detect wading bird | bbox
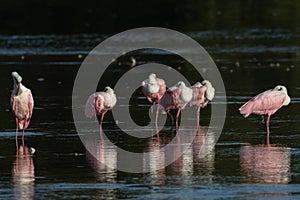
[159,81,193,129]
[85,87,117,133]
[142,73,166,129]
[142,73,166,104]
[239,85,290,139]
[11,72,34,148]
[189,80,215,127]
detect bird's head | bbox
[148,73,157,84]
[202,80,215,101]
[274,85,288,93]
[11,71,23,95]
[177,81,186,88]
[105,86,114,94]
[202,80,211,86]
[11,72,22,83]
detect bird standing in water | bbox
[85,87,117,134]
[239,85,290,140]
[142,73,166,129]
[159,81,193,129]
[142,73,166,105]
[189,80,215,127]
[11,72,34,148]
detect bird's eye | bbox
[279,87,282,91]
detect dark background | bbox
[1,0,300,35]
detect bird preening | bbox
[85,86,117,135]
[141,73,215,130]
[239,85,291,143]
[11,72,34,149]
[159,81,193,129]
[141,73,166,130]
[7,70,293,149]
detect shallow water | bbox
[0,28,300,199]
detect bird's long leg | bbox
[266,114,271,143]
[22,129,25,147]
[100,112,105,127]
[99,124,104,142]
[176,108,181,131]
[197,106,201,128]
[155,102,159,133]
[150,102,155,113]
[21,120,26,147]
[99,112,106,140]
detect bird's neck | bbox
[14,83,22,96]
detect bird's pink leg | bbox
[22,129,25,147]
[99,124,104,141]
[197,106,201,128]
[100,112,106,127]
[21,121,26,147]
[266,114,271,142]
[155,101,160,133]
[99,112,107,141]
[176,109,181,131]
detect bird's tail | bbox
[159,91,176,112]
[85,94,97,118]
[18,119,30,130]
[238,102,251,118]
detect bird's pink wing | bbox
[95,96,104,113]
[157,78,166,98]
[190,85,207,105]
[85,94,97,118]
[192,82,202,88]
[159,89,178,111]
[11,94,16,115]
[239,90,286,117]
[28,91,34,118]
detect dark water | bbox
[0,27,300,199]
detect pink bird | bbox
[142,73,166,129]
[239,85,290,138]
[85,87,117,133]
[189,80,215,126]
[159,81,193,129]
[142,73,166,104]
[11,72,34,148]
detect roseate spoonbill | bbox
[142,73,166,104]
[11,72,34,148]
[159,81,193,129]
[239,85,290,137]
[189,80,215,126]
[142,73,166,129]
[85,87,117,133]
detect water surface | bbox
[0,28,300,199]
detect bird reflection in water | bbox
[240,144,291,184]
[144,126,216,185]
[144,136,166,186]
[86,138,117,182]
[86,138,117,199]
[12,146,35,200]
